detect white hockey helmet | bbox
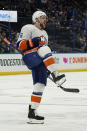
[32,10,47,23]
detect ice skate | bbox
[51,71,66,86]
[28,105,44,124]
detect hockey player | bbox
[17,10,66,124]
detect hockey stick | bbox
[49,76,80,93]
[4,38,80,93]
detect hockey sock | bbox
[37,45,58,73]
[30,83,45,109]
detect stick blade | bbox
[60,86,80,93]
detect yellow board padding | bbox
[0,71,32,75]
[0,68,87,75]
[58,69,87,72]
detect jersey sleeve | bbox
[17,25,32,42]
[17,25,33,51]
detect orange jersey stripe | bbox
[19,40,27,50]
[24,47,38,55]
[44,57,55,67]
[31,95,41,103]
[39,41,46,46]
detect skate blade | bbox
[27,119,44,124]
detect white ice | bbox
[0,72,87,131]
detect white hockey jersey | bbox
[17,24,48,44]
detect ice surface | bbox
[0,72,87,131]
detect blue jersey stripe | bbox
[32,92,43,96]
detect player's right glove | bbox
[17,36,47,51]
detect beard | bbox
[39,23,46,29]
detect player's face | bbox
[39,16,47,29]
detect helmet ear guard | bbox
[32,10,47,23]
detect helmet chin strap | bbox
[39,23,43,30]
[36,21,43,29]
[36,19,43,30]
